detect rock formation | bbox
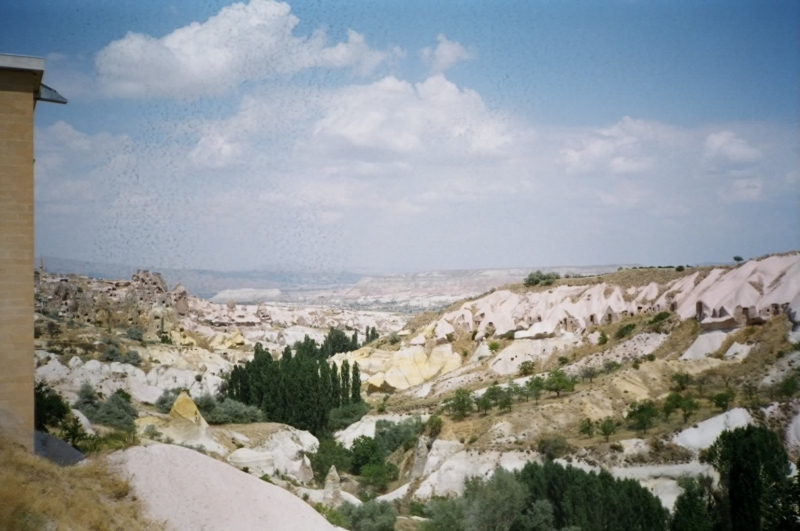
[322,465,342,507]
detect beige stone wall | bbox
[0,69,36,448]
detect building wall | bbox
[0,69,36,449]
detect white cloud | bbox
[309,75,515,158]
[704,130,762,164]
[420,34,474,73]
[95,0,391,99]
[557,117,682,175]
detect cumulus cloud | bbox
[309,75,514,158]
[95,0,391,99]
[420,34,474,73]
[704,130,762,164]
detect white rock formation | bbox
[323,466,342,507]
[672,408,753,453]
[680,331,731,360]
[109,444,338,531]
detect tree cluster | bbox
[421,461,669,531]
[524,270,561,287]
[672,425,799,531]
[227,336,362,436]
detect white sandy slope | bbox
[680,331,731,360]
[110,444,337,531]
[672,408,752,453]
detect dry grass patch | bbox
[0,438,163,531]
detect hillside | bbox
[30,253,800,530]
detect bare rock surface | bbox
[109,444,337,531]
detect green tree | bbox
[733,256,743,263]
[449,389,474,420]
[627,400,659,433]
[672,372,693,391]
[351,362,362,403]
[701,425,792,531]
[598,330,608,345]
[599,417,617,441]
[603,360,620,373]
[671,478,713,531]
[33,380,69,433]
[350,435,382,475]
[484,384,504,405]
[463,468,528,531]
[579,418,595,438]
[712,388,735,411]
[518,361,536,376]
[341,360,351,407]
[331,362,341,409]
[663,392,684,420]
[498,390,513,412]
[680,396,699,424]
[580,366,598,383]
[476,393,493,415]
[526,376,545,402]
[544,369,573,397]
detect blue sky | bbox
[1,0,798,272]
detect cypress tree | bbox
[341,360,351,407]
[317,359,332,433]
[351,362,362,403]
[331,363,341,409]
[351,331,358,351]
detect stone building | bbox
[0,54,65,448]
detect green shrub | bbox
[603,360,621,373]
[388,332,400,344]
[77,429,139,454]
[517,360,535,376]
[598,330,608,345]
[113,389,132,403]
[614,323,636,340]
[91,392,138,431]
[426,415,444,439]
[329,401,371,431]
[123,350,142,366]
[649,312,671,325]
[359,461,399,493]
[599,417,617,441]
[538,436,571,460]
[675,265,685,272]
[488,341,501,353]
[351,436,382,475]
[310,439,353,484]
[374,417,423,457]
[100,345,122,362]
[155,388,182,413]
[205,398,264,424]
[34,380,70,433]
[314,503,349,528]
[340,500,397,531]
[126,326,144,341]
[143,424,162,440]
[524,270,560,287]
[73,382,100,417]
